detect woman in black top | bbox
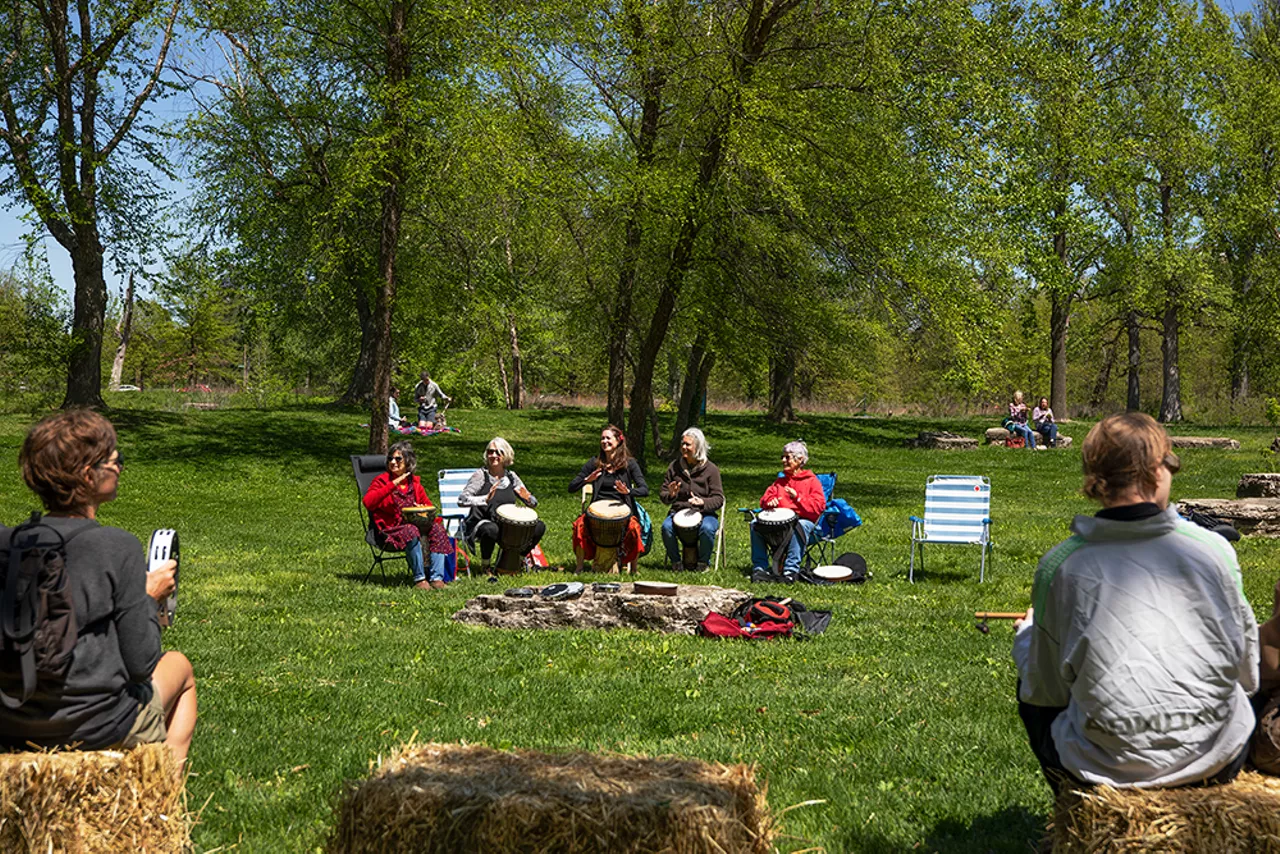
[568,425,648,571]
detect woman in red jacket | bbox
[750,440,826,582]
[362,441,451,589]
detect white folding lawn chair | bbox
[908,475,993,582]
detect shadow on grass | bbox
[837,805,1045,854]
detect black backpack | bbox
[0,513,85,709]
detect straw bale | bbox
[329,742,774,854]
[1052,772,1280,853]
[0,742,188,853]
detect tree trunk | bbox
[498,350,511,408]
[367,1,408,455]
[1126,310,1141,412]
[337,282,377,406]
[109,271,136,391]
[767,350,796,424]
[63,236,109,409]
[672,334,708,448]
[508,314,523,410]
[1157,180,1181,423]
[1049,226,1070,415]
[648,400,665,460]
[1089,336,1115,412]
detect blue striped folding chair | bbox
[438,468,478,577]
[908,475,993,582]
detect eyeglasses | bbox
[1163,452,1181,475]
[389,455,406,463]
[95,453,123,471]
[485,449,501,456]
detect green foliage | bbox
[0,263,71,409]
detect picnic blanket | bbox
[361,423,462,436]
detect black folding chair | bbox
[351,454,409,581]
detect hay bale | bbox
[329,743,774,854]
[1052,772,1280,853]
[0,743,189,853]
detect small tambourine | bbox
[147,529,179,627]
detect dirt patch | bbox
[452,583,750,634]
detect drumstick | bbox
[974,611,1025,620]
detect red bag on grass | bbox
[696,612,793,640]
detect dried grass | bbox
[1052,771,1280,853]
[328,742,774,854]
[0,743,189,853]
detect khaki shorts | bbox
[111,682,167,749]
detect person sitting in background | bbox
[362,441,451,589]
[1005,390,1040,450]
[0,410,197,771]
[1032,396,1058,448]
[459,437,545,576]
[749,440,826,583]
[659,428,724,571]
[568,425,649,572]
[1014,412,1257,793]
[388,386,406,429]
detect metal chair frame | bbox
[908,474,994,582]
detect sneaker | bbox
[671,561,684,573]
[750,568,776,584]
[414,580,432,590]
[694,562,709,573]
[781,572,798,584]
[429,579,447,590]
[1034,445,1047,451]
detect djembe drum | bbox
[672,508,703,570]
[495,504,540,575]
[586,499,631,574]
[401,505,438,536]
[754,507,798,573]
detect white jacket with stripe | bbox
[1014,506,1259,788]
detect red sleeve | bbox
[760,478,784,509]
[362,472,394,510]
[798,478,827,520]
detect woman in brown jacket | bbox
[659,428,724,571]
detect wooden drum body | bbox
[495,504,539,575]
[402,505,438,536]
[586,500,631,574]
[672,508,703,568]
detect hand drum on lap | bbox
[755,508,797,552]
[402,505,437,535]
[495,505,539,575]
[586,500,630,548]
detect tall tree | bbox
[0,0,180,408]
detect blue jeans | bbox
[1038,423,1058,447]
[750,518,816,577]
[1009,423,1037,449]
[405,539,447,583]
[661,513,719,567]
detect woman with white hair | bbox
[749,440,826,582]
[659,428,725,571]
[458,437,544,575]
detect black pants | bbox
[1017,680,1247,795]
[473,519,546,561]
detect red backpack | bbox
[697,611,793,640]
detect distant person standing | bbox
[414,370,452,430]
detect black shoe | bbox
[781,573,798,585]
[694,562,709,573]
[671,561,684,573]
[751,568,776,584]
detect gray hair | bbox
[388,440,417,475]
[783,440,808,464]
[682,427,709,465]
[485,437,515,467]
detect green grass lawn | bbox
[2,403,1277,853]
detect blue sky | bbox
[0,0,1258,303]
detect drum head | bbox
[496,504,538,523]
[588,500,630,520]
[403,505,435,518]
[813,565,854,581]
[673,509,703,529]
[541,582,585,601]
[757,508,797,525]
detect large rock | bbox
[1169,436,1240,450]
[1239,473,1280,498]
[983,427,1072,448]
[1177,498,1280,537]
[452,582,750,634]
[905,431,978,450]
